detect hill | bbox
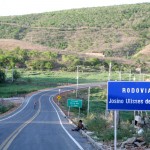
[0,3,149,62]
[0,39,51,51]
[134,44,150,61]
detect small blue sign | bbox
[107,81,150,111]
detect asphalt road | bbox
[0,84,102,150]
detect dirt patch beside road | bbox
[0,97,24,117]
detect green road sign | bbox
[67,99,82,108]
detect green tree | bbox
[0,69,6,83]
[13,70,21,80]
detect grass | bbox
[1,69,147,98]
[58,87,141,142]
[0,83,50,98]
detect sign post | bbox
[107,81,150,150]
[68,106,70,117]
[57,95,61,105]
[114,110,117,150]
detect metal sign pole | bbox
[114,110,117,150]
[68,107,70,117]
[78,107,80,118]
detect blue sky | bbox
[0,0,149,16]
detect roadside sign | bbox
[67,99,82,108]
[107,81,150,111]
[57,95,61,100]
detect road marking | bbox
[49,97,84,150]
[0,89,60,122]
[0,94,36,122]
[0,94,43,150]
[54,101,66,117]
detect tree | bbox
[13,70,21,81]
[0,69,6,83]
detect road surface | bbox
[0,84,102,150]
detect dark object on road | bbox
[34,101,37,109]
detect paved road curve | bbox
[0,84,102,150]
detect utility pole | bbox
[108,62,111,81]
[87,87,90,116]
[119,71,121,81]
[129,70,131,81]
[106,62,111,118]
[76,66,79,98]
[139,68,142,81]
[12,68,14,82]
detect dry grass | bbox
[137,44,150,55]
[133,44,150,60]
[0,39,51,51]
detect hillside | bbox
[134,44,150,61]
[0,39,51,51]
[0,3,150,61]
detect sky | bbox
[0,0,150,16]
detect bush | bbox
[13,70,21,80]
[0,105,7,113]
[144,128,150,146]
[86,114,108,132]
[0,102,15,114]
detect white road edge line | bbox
[0,89,53,122]
[0,93,37,122]
[53,101,66,117]
[52,90,72,117]
[49,97,84,150]
[0,93,44,150]
[0,88,64,122]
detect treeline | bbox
[0,3,149,29]
[0,47,129,71]
[0,47,149,83]
[0,47,147,71]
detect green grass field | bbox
[1,70,147,98]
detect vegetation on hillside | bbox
[0,3,149,29]
[0,47,149,74]
[0,3,149,58]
